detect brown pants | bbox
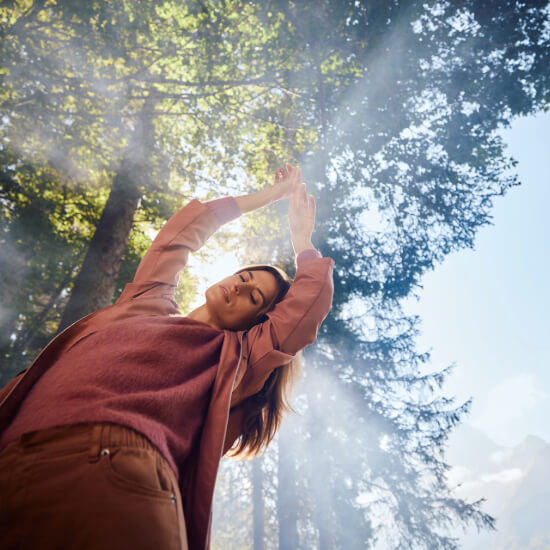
[0,423,188,550]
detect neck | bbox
[186,303,220,329]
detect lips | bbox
[220,285,230,303]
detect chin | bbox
[205,286,228,317]
[204,286,217,307]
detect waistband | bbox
[1,422,163,464]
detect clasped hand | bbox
[273,165,316,255]
[236,163,316,255]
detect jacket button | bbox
[101,448,110,456]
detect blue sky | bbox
[403,111,550,447]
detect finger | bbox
[292,165,300,184]
[296,184,305,208]
[292,173,302,192]
[295,166,302,188]
[300,183,307,206]
[308,195,317,221]
[290,182,300,209]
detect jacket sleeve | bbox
[115,197,241,311]
[231,251,334,402]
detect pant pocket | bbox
[100,446,175,500]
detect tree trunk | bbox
[252,457,265,550]
[277,425,299,550]
[0,237,30,363]
[310,62,335,548]
[57,102,155,332]
[309,391,335,550]
[56,172,140,331]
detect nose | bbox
[233,280,254,295]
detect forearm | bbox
[130,198,238,288]
[234,255,334,400]
[288,181,317,255]
[235,185,282,213]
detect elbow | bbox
[281,317,321,355]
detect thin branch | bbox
[12,259,82,355]
[129,74,275,88]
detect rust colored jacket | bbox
[0,198,334,549]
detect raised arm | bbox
[232,181,334,401]
[235,165,300,213]
[116,166,301,307]
[232,254,334,402]
[116,198,238,306]
[288,177,316,255]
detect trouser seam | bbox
[88,424,102,463]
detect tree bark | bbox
[57,102,155,332]
[277,425,299,550]
[56,171,141,331]
[252,457,265,550]
[309,391,335,550]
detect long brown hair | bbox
[227,264,302,459]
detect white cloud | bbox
[480,468,524,484]
[490,448,514,464]
[471,373,547,438]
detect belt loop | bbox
[88,424,103,463]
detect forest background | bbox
[1,1,549,549]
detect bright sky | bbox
[403,111,550,447]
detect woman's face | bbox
[205,269,280,331]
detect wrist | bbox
[292,236,314,255]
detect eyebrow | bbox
[248,270,266,306]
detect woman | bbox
[0,165,334,550]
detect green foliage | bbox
[0,148,99,376]
[0,0,305,369]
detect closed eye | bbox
[238,272,258,305]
